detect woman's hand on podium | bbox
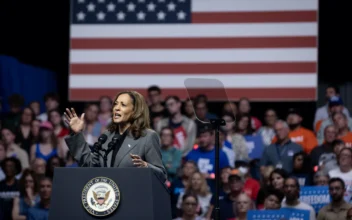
[130,154,148,168]
[64,108,85,134]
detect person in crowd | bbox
[235,161,260,201]
[0,157,21,220]
[314,85,350,127]
[15,107,36,154]
[29,101,41,118]
[159,127,182,181]
[230,192,254,220]
[185,126,230,179]
[317,177,352,220]
[1,94,24,132]
[221,113,248,162]
[30,121,59,164]
[12,169,40,220]
[256,166,275,209]
[269,168,288,193]
[257,109,277,147]
[271,108,317,154]
[48,109,69,139]
[2,127,30,170]
[237,98,262,131]
[45,156,64,179]
[81,103,104,146]
[328,147,352,203]
[317,96,352,144]
[27,177,52,220]
[313,170,329,186]
[193,99,217,137]
[37,93,59,122]
[310,125,337,168]
[281,177,316,220]
[290,151,313,186]
[222,102,237,116]
[65,152,78,168]
[183,98,196,120]
[173,193,205,220]
[260,120,303,174]
[262,188,284,210]
[147,86,167,129]
[332,112,352,147]
[219,130,235,168]
[30,159,46,178]
[97,96,112,129]
[170,161,198,218]
[218,166,232,199]
[234,113,255,136]
[30,120,41,145]
[156,96,196,156]
[176,172,212,218]
[209,174,244,220]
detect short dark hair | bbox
[165,95,180,103]
[228,174,242,183]
[285,177,300,189]
[160,126,174,139]
[265,188,284,203]
[332,139,345,150]
[44,92,59,102]
[327,84,340,94]
[328,177,345,189]
[147,85,161,94]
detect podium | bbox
[49,167,172,220]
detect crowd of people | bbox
[0,85,352,220]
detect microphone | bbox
[102,134,120,167]
[92,134,108,153]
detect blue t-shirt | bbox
[185,147,230,175]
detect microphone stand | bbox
[101,137,119,167]
[209,118,225,220]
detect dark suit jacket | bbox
[65,129,167,183]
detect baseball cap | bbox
[40,121,54,130]
[328,96,343,107]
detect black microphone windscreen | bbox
[98,134,108,144]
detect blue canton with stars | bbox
[71,0,191,24]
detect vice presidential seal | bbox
[82,177,120,217]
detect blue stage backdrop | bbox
[0,55,57,113]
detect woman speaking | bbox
[63,91,167,183]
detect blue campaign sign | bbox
[247,210,286,220]
[244,135,264,159]
[247,209,309,220]
[299,186,330,213]
[281,208,310,220]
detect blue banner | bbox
[247,208,309,220]
[244,135,264,159]
[299,186,330,213]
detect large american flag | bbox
[69,0,318,101]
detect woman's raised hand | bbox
[64,108,85,133]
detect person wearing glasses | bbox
[317,177,352,220]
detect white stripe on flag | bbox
[70,48,317,63]
[193,0,318,12]
[69,74,317,88]
[70,23,318,38]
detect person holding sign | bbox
[281,177,316,220]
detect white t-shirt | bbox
[281,201,316,220]
[328,168,352,202]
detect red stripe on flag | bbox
[192,11,317,23]
[70,37,317,49]
[69,88,316,101]
[70,62,316,74]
